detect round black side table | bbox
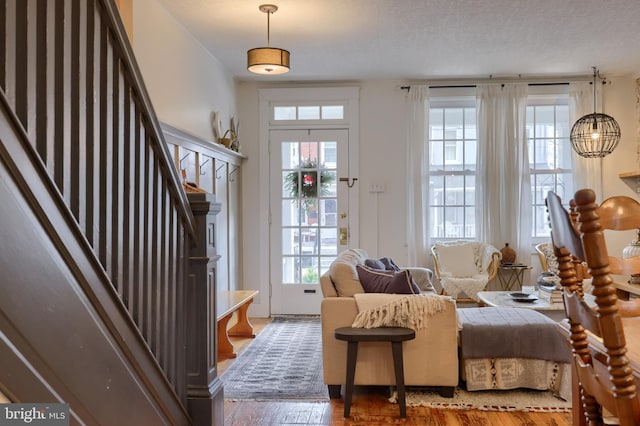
[334,326,416,418]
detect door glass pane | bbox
[301,142,318,163]
[321,170,337,197]
[281,142,298,168]
[320,228,337,255]
[301,258,319,283]
[282,256,297,284]
[322,106,344,120]
[320,199,337,226]
[321,141,337,166]
[282,171,295,199]
[279,138,339,285]
[274,106,297,121]
[282,228,296,255]
[299,106,320,120]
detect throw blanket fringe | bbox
[351,294,447,330]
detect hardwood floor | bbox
[220,318,572,426]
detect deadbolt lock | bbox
[339,227,348,245]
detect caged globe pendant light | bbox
[570,67,621,158]
[247,4,290,75]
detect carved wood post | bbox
[186,193,223,426]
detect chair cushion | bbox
[356,264,421,294]
[436,243,479,277]
[540,243,560,275]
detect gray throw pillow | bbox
[379,257,400,271]
[356,264,421,294]
[364,257,400,271]
[364,258,386,270]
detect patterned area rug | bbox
[221,316,329,401]
[222,316,571,412]
[393,387,571,412]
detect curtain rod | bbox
[400,74,593,91]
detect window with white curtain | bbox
[428,90,572,242]
[428,97,477,240]
[527,93,573,240]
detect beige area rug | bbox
[390,387,571,413]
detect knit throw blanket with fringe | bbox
[351,294,449,330]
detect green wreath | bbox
[283,159,335,209]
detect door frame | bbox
[269,128,350,315]
[255,87,360,317]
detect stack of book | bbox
[538,285,563,304]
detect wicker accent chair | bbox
[547,189,640,426]
[431,241,500,302]
[535,241,557,273]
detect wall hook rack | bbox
[215,164,225,180]
[339,177,358,188]
[229,166,239,182]
[179,152,191,169]
[199,158,210,175]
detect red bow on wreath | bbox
[303,173,315,186]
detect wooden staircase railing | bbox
[0,0,220,424]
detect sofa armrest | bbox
[321,297,358,340]
[320,297,359,386]
[320,272,338,297]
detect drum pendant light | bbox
[247,4,290,75]
[570,67,621,158]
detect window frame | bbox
[270,102,347,125]
[527,91,573,244]
[426,87,573,245]
[428,95,477,242]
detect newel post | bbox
[185,193,223,426]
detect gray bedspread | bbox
[458,307,570,363]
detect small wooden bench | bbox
[216,290,259,359]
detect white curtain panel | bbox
[405,85,431,266]
[568,81,603,201]
[476,84,531,264]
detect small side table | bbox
[497,264,531,291]
[334,326,416,418]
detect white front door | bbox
[270,129,351,314]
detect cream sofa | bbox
[320,249,459,398]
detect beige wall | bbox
[131,0,237,142]
[115,0,133,42]
[600,76,639,254]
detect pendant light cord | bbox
[593,67,596,114]
[266,10,271,47]
[592,67,597,115]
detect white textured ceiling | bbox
[155,0,640,82]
